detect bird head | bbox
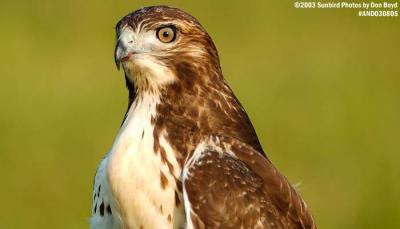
[114,6,221,94]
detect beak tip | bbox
[114,53,121,70]
[116,61,121,70]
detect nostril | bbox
[128,40,133,44]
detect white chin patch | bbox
[123,55,176,88]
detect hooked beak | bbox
[114,27,139,70]
[115,40,138,70]
[114,40,129,70]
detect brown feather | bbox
[115,5,316,229]
[184,136,317,229]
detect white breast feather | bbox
[91,93,183,229]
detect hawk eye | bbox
[156,26,176,43]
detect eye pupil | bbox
[163,31,169,37]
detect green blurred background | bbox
[0,0,399,228]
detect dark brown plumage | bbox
[92,5,316,229]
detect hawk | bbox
[91,5,316,229]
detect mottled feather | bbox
[92,5,316,229]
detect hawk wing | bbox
[182,136,316,229]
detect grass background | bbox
[0,0,399,228]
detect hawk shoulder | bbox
[182,136,316,229]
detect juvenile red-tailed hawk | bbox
[91,5,316,229]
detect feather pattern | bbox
[91,5,316,229]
